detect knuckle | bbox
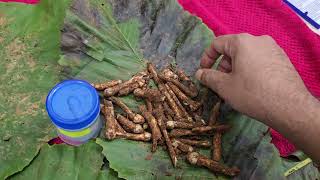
[234,33,252,45]
[200,70,210,85]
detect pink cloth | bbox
[178,0,320,156]
[0,0,39,4]
[48,137,64,145]
[270,129,296,157]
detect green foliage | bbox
[9,141,119,180]
[97,139,220,180]
[0,0,70,178]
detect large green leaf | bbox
[9,141,119,180]
[0,1,70,179]
[96,138,220,180]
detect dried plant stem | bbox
[154,104,177,167]
[116,114,144,134]
[208,101,221,126]
[116,131,152,142]
[176,68,198,95]
[187,152,240,176]
[166,121,197,129]
[172,139,194,153]
[133,88,165,102]
[167,82,201,111]
[109,96,145,124]
[146,99,153,112]
[169,129,195,138]
[147,63,183,120]
[158,73,198,98]
[102,100,117,140]
[212,132,222,162]
[209,101,222,161]
[104,72,148,97]
[177,138,211,148]
[92,80,122,91]
[162,68,179,80]
[192,125,231,133]
[165,84,193,122]
[140,105,163,152]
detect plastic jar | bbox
[46,80,102,146]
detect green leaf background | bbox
[0,0,319,179]
[0,1,70,179]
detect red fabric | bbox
[48,137,64,145]
[0,0,39,4]
[178,0,320,156]
[270,128,296,157]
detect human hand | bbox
[196,33,311,122]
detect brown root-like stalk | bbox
[187,152,240,176]
[92,80,122,91]
[193,115,206,126]
[161,68,179,80]
[104,72,148,97]
[116,131,152,142]
[176,68,198,95]
[147,63,183,120]
[192,125,231,133]
[147,63,161,84]
[165,84,193,122]
[169,129,195,138]
[162,86,183,120]
[213,132,222,162]
[158,73,198,98]
[163,102,175,117]
[208,101,221,126]
[109,97,145,124]
[133,88,165,102]
[102,100,117,140]
[117,77,147,96]
[177,138,211,148]
[166,121,197,129]
[208,101,222,162]
[172,139,194,153]
[116,114,144,134]
[146,99,153,112]
[139,105,163,152]
[153,104,177,167]
[167,82,201,111]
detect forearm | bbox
[265,89,320,162]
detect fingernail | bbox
[195,69,203,80]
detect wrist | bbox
[265,88,318,133]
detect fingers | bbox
[200,42,220,68]
[213,34,251,59]
[219,56,232,72]
[195,69,231,96]
[201,47,232,72]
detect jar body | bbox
[57,115,102,146]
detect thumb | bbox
[195,69,232,96]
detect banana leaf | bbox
[0,1,70,179]
[0,0,319,179]
[8,141,118,180]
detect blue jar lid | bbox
[46,80,100,130]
